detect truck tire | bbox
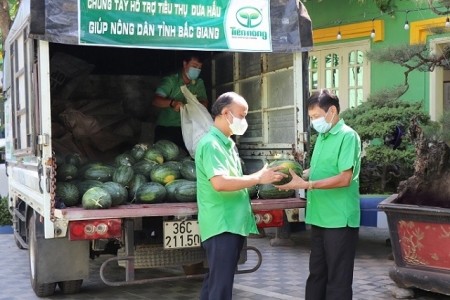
[58,280,83,294]
[29,214,56,297]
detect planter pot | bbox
[378,194,450,296]
[0,225,13,234]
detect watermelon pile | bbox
[54,140,198,209]
[54,143,302,209]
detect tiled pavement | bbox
[0,227,449,300]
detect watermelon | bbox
[176,147,190,161]
[132,160,157,180]
[128,174,148,202]
[113,165,134,187]
[164,160,183,178]
[259,184,294,199]
[65,153,82,167]
[150,163,181,185]
[55,182,79,207]
[75,180,104,197]
[180,160,196,181]
[102,181,128,207]
[179,154,193,162]
[115,153,136,167]
[165,179,190,203]
[56,164,78,181]
[78,161,103,179]
[136,182,167,203]
[55,153,66,167]
[82,187,112,209]
[130,143,149,161]
[174,181,197,202]
[154,140,179,161]
[84,165,115,182]
[247,185,258,199]
[268,160,303,185]
[143,148,164,164]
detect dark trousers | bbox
[305,225,359,300]
[154,125,188,154]
[200,232,245,300]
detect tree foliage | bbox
[340,90,432,194]
[366,44,450,96]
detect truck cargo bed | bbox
[55,198,306,220]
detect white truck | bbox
[2,0,313,296]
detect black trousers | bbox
[200,232,245,300]
[305,225,359,300]
[154,125,188,154]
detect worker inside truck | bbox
[151,51,209,153]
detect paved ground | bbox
[0,227,449,300]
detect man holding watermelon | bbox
[195,92,288,300]
[275,89,361,300]
[152,51,208,152]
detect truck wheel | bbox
[58,280,83,294]
[29,214,56,297]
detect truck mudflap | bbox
[98,219,263,287]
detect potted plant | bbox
[365,36,450,295]
[0,195,13,234]
[378,112,450,296]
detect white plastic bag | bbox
[180,85,214,158]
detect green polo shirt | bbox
[195,126,258,242]
[155,72,207,127]
[306,119,361,228]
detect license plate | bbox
[163,220,201,249]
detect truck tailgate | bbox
[55,198,306,221]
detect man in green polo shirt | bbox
[195,92,287,300]
[275,89,361,300]
[152,51,208,152]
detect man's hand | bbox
[274,169,308,190]
[172,101,184,112]
[256,164,288,185]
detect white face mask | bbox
[227,112,248,135]
[311,109,334,133]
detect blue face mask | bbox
[186,67,201,80]
[311,110,334,133]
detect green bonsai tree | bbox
[395,111,450,207]
[0,196,12,226]
[340,90,431,194]
[351,21,450,197]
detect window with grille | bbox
[308,40,370,111]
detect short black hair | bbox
[181,51,205,64]
[211,92,239,120]
[307,89,340,113]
